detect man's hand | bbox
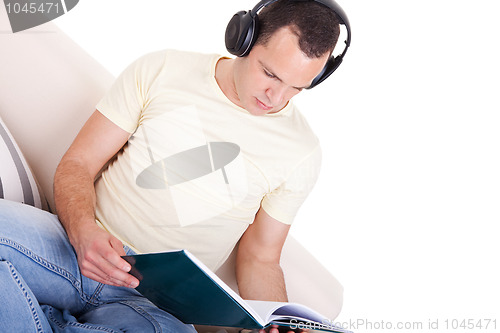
[71,222,139,288]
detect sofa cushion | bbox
[0,116,46,209]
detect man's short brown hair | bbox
[255,0,341,58]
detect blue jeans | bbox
[0,199,197,333]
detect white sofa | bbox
[0,7,343,332]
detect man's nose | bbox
[266,83,287,106]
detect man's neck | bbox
[214,57,242,108]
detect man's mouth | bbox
[256,98,273,111]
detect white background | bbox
[54,1,500,332]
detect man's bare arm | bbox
[236,207,290,302]
[237,211,308,333]
[54,110,138,288]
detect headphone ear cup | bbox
[225,11,258,57]
[308,56,343,89]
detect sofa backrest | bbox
[0,7,114,211]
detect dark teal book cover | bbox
[123,250,263,329]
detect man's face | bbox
[232,27,330,116]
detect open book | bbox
[123,249,350,332]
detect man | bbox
[0,0,346,332]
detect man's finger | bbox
[101,242,132,273]
[81,268,124,287]
[94,254,139,287]
[80,249,139,287]
[79,255,131,286]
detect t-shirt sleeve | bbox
[261,144,322,225]
[96,50,167,133]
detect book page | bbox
[244,300,350,332]
[243,300,289,322]
[245,300,327,323]
[270,302,327,322]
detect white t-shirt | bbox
[94,49,321,270]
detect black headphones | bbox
[225,0,351,88]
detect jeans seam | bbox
[5,260,44,333]
[90,283,104,303]
[0,237,96,306]
[81,282,105,313]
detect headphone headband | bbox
[225,0,351,88]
